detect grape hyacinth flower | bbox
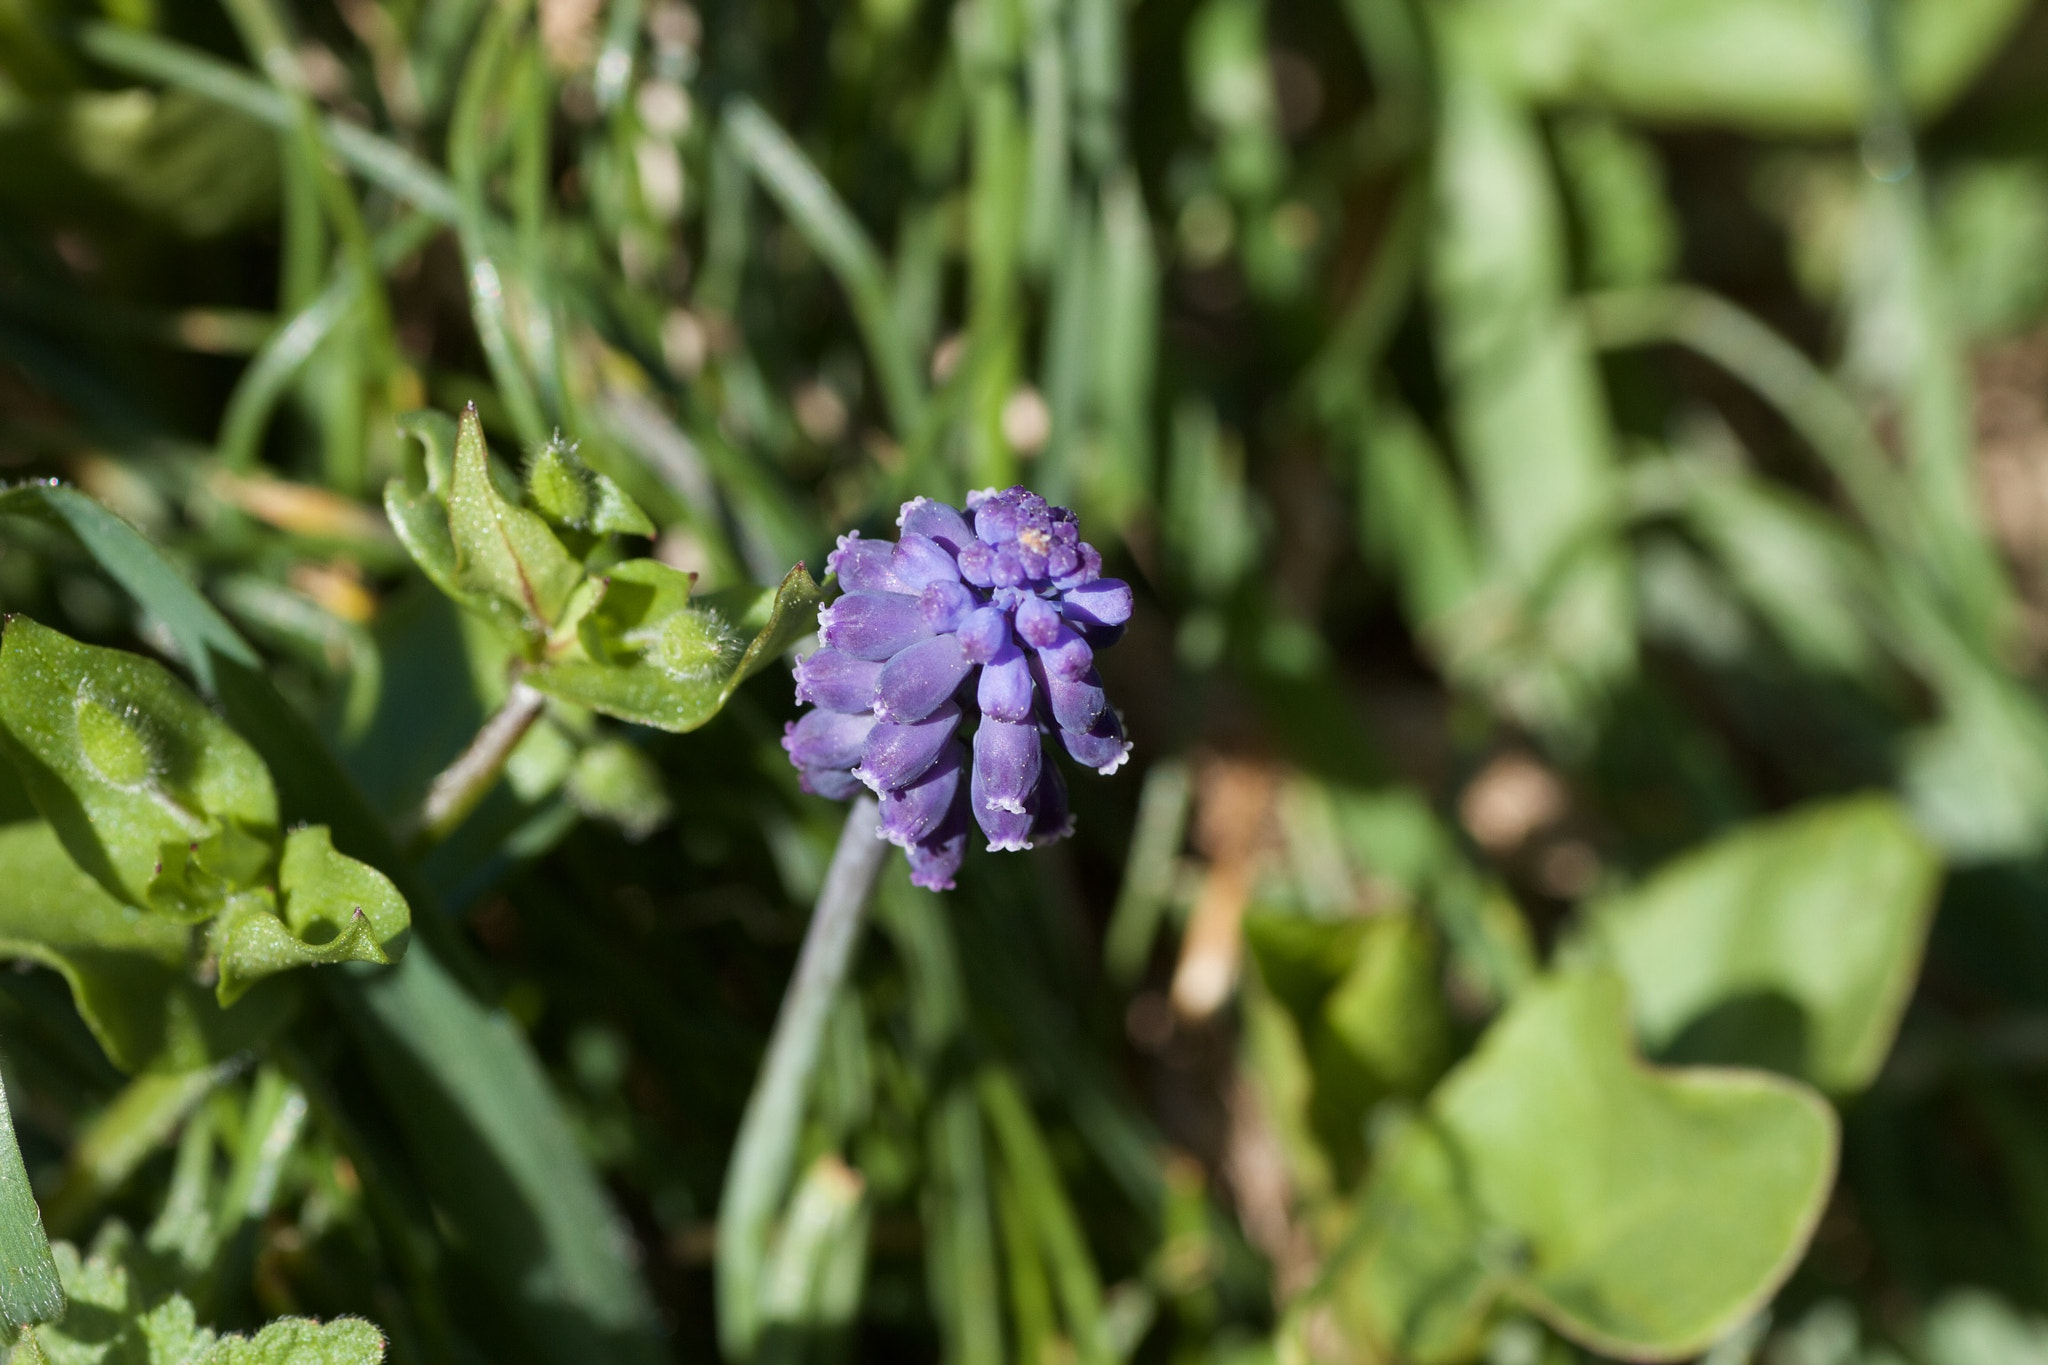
[782,487,1134,890]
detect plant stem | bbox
[410,680,547,844]
[718,797,887,1361]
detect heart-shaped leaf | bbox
[1335,971,1835,1363]
[212,825,410,1007]
[529,560,822,732]
[0,821,295,1073]
[1578,795,1939,1092]
[0,617,278,919]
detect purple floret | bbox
[787,486,1133,889]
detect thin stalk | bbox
[409,681,548,845]
[718,798,889,1361]
[1580,285,1916,562]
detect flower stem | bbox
[408,680,547,845]
[717,797,887,1360]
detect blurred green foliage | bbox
[6,0,2048,1362]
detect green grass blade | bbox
[78,23,461,224]
[725,99,927,437]
[0,1066,62,1330]
[720,800,889,1360]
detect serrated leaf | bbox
[201,1316,385,1364]
[0,617,278,919]
[444,405,584,636]
[27,1224,384,1364]
[1579,795,1939,1093]
[1336,971,1835,1363]
[0,821,296,1074]
[211,825,408,1006]
[528,560,822,732]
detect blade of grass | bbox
[725,99,928,438]
[220,0,401,404]
[1580,285,1916,565]
[980,1067,1112,1365]
[719,798,890,1360]
[0,1066,62,1330]
[872,879,1003,1365]
[448,5,551,447]
[1103,757,1193,988]
[79,22,461,224]
[43,1067,222,1236]
[217,214,440,471]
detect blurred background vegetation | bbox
[11,0,2048,1361]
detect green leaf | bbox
[6,478,665,1362]
[1577,795,1939,1093]
[0,486,259,699]
[1245,911,1454,1189]
[200,1316,386,1365]
[526,438,655,542]
[25,1223,385,1364]
[0,821,296,1075]
[0,1066,62,1331]
[444,404,584,636]
[528,559,822,732]
[562,740,673,842]
[1426,20,1631,730]
[212,825,409,1007]
[338,947,664,1365]
[1462,0,2028,135]
[1336,971,1835,1363]
[0,617,278,919]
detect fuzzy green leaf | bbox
[0,618,277,919]
[1337,971,1836,1362]
[211,825,409,1007]
[528,560,822,732]
[526,439,655,542]
[444,405,584,635]
[24,1224,384,1364]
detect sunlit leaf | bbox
[1578,795,1939,1092]
[1336,971,1835,1362]
[529,559,822,732]
[0,617,277,919]
[0,1065,61,1331]
[444,405,584,636]
[1463,0,2028,134]
[525,438,655,545]
[212,825,409,1007]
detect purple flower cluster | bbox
[782,488,1134,890]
